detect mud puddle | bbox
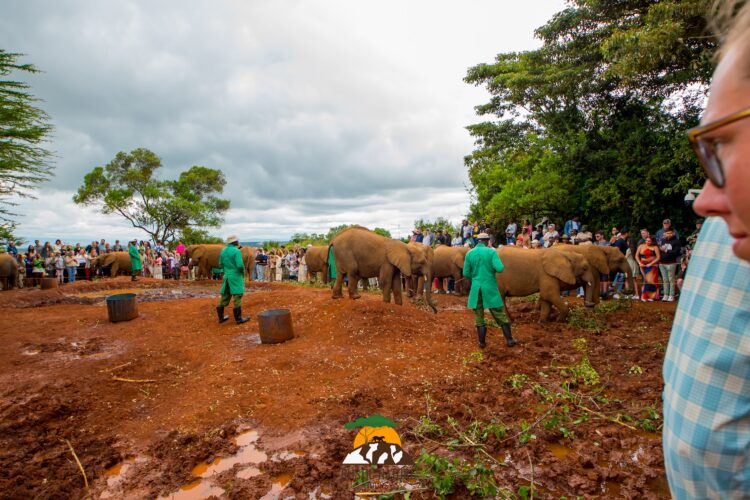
[162,430,301,499]
[72,287,220,305]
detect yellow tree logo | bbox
[342,414,413,465]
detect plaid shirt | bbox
[663,217,750,498]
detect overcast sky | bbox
[3,0,565,243]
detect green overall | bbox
[218,244,245,308]
[463,242,509,326]
[128,244,142,277]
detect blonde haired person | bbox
[663,2,750,497]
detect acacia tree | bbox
[0,50,54,239]
[74,148,230,244]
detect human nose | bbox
[693,179,730,217]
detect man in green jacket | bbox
[217,235,249,324]
[463,233,517,348]
[128,240,142,282]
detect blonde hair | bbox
[711,0,750,61]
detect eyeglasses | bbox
[688,106,750,188]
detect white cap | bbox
[226,235,239,244]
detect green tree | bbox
[464,0,714,234]
[74,148,230,244]
[414,217,458,236]
[372,227,392,238]
[173,227,223,247]
[0,50,54,240]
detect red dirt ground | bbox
[0,278,673,499]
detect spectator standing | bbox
[656,219,680,245]
[461,220,472,245]
[659,229,681,301]
[175,241,185,257]
[413,229,423,243]
[542,223,559,247]
[299,249,308,282]
[609,226,620,245]
[54,252,64,284]
[563,216,581,238]
[451,232,463,247]
[7,241,17,256]
[636,236,661,301]
[685,219,703,250]
[113,240,123,252]
[153,253,163,279]
[505,221,517,245]
[637,228,651,246]
[32,254,45,283]
[522,219,533,238]
[422,229,433,247]
[578,225,593,243]
[41,242,52,259]
[64,251,77,284]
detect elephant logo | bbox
[342,414,413,465]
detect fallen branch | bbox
[100,361,132,373]
[578,405,638,431]
[354,488,429,497]
[112,376,157,383]
[64,439,88,489]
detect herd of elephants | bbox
[0,226,636,321]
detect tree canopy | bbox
[0,50,54,240]
[74,148,230,244]
[464,0,716,233]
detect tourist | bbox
[7,241,17,256]
[505,220,517,245]
[54,252,64,284]
[636,236,660,301]
[663,2,750,495]
[64,251,77,284]
[659,228,681,301]
[298,248,308,282]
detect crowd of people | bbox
[411,216,701,302]
[250,246,309,283]
[0,238,192,287]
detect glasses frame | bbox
[688,106,750,188]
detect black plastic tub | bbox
[257,308,294,344]
[106,293,139,322]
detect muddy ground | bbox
[0,278,673,499]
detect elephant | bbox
[0,254,20,289]
[187,244,255,279]
[495,246,595,322]
[92,252,132,277]
[405,243,437,313]
[330,226,415,306]
[556,245,636,304]
[304,245,330,283]
[432,245,470,295]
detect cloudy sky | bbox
[3,0,565,242]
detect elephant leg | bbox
[392,271,404,306]
[111,263,119,278]
[332,272,344,299]
[379,267,392,303]
[539,299,552,322]
[416,275,425,299]
[547,291,570,322]
[347,271,361,300]
[591,273,601,304]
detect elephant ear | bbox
[542,251,577,285]
[388,243,412,277]
[588,248,610,274]
[451,251,465,269]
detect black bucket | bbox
[106,293,139,322]
[257,308,294,344]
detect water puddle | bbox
[192,431,267,477]
[237,466,262,479]
[272,450,306,461]
[100,457,136,498]
[157,479,225,500]
[548,443,572,459]
[259,473,292,500]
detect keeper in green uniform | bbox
[463,232,517,348]
[128,240,142,282]
[216,235,250,324]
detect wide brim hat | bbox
[476,232,490,240]
[226,234,239,244]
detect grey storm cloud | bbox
[2,0,564,240]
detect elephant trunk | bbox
[623,263,636,295]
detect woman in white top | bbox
[298,249,308,282]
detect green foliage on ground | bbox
[0,50,55,239]
[464,0,715,233]
[74,148,230,244]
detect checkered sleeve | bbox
[663,217,750,499]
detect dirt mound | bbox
[0,279,673,498]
